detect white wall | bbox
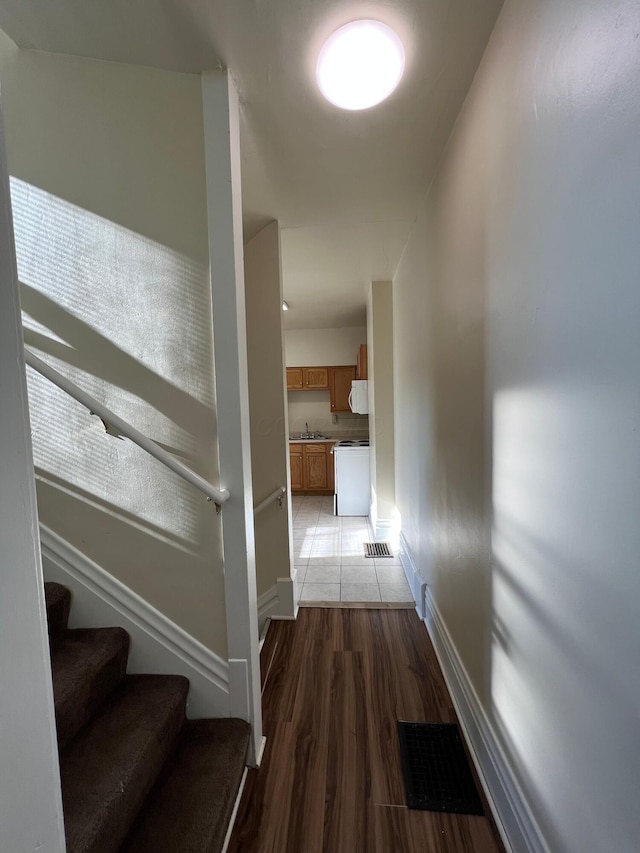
[0,97,65,852]
[367,282,395,537]
[393,1,640,850]
[0,33,227,655]
[285,326,366,366]
[244,221,292,598]
[284,326,368,435]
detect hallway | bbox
[293,495,413,605]
[229,608,504,852]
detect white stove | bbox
[333,440,370,515]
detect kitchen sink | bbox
[296,433,328,440]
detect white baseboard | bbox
[423,586,549,853]
[221,767,248,853]
[398,531,426,618]
[257,586,280,631]
[40,525,230,720]
[372,516,396,543]
[257,575,297,632]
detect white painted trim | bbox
[257,577,298,632]
[258,618,271,653]
[221,766,248,853]
[254,735,267,768]
[398,531,426,618]
[275,576,298,620]
[372,515,398,545]
[228,659,251,731]
[257,586,280,629]
[0,99,66,852]
[202,69,262,765]
[40,525,231,719]
[423,586,550,853]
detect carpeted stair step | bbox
[60,673,189,853]
[51,627,130,751]
[121,718,251,853]
[45,581,72,636]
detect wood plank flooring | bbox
[229,608,505,853]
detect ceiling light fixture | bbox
[316,20,405,111]
[282,301,290,311]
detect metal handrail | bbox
[254,485,286,515]
[24,349,231,510]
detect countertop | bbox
[288,437,334,443]
[288,433,369,444]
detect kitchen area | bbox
[287,341,369,514]
[285,329,411,605]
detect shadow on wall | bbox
[11,177,220,568]
[490,508,638,850]
[420,154,493,707]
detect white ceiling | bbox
[0,0,502,330]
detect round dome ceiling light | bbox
[316,20,405,111]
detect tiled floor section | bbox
[292,494,413,604]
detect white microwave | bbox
[349,380,369,414]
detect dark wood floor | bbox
[228,608,504,853]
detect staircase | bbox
[45,582,250,853]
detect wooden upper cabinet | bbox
[304,367,329,389]
[286,367,329,391]
[286,368,304,390]
[356,344,368,380]
[330,366,356,412]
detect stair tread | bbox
[122,718,251,853]
[45,581,71,636]
[52,627,130,751]
[60,673,189,853]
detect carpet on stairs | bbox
[44,581,251,853]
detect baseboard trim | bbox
[257,586,280,630]
[40,525,230,719]
[257,576,297,631]
[221,766,248,853]
[423,586,549,853]
[398,531,426,618]
[254,734,267,768]
[373,516,394,541]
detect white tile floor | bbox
[292,494,413,605]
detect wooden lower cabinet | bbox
[289,443,304,490]
[304,444,328,490]
[290,442,335,493]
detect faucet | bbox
[305,423,309,435]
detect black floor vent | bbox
[363,542,393,558]
[397,721,484,815]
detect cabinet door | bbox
[304,445,328,490]
[356,344,368,380]
[330,366,356,412]
[289,444,304,490]
[304,367,329,389]
[286,368,304,391]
